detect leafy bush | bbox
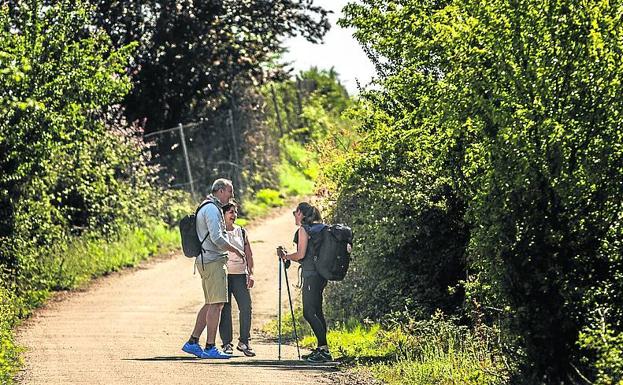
[326,0,623,382]
[321,102,468,321]
[255,189,285,207]
[0,280,20,385]
[0,3,191,383]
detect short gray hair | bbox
[211,178,233,193]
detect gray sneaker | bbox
[236,342,256,357]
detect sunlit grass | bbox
[240,138,316,221]
[263,310,513,385]
[278,139,317,196]
[50,220,180,290]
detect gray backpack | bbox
[179,201,215,258]
[310,224,353,281]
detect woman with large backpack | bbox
[277,202,332,363]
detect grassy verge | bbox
[264,310,513,385]
[0,219,180,384]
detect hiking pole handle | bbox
[277,246,291,269]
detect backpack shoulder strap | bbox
[195,200,215,216]
[196,201,218,258]
[241,227,248,246]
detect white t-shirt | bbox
[226,225,247,274]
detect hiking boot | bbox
[222,343,234,355]
[236,342,256,357]
[182,342,204,358]
[306,349,332,363]
[301,348,319,360]
[201,346,231,359]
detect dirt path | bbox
[15,206,341,385]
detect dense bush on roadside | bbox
[317,0,623,382]
[321,102,468,321]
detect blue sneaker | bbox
[182,342,204,358]
[200,346,231,359]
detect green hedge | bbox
[319,0,623,382]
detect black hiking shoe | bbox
[301,348,319,360]
[306,349,332,363]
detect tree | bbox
[89,0,330,190]
[0,0,155,269]
[94,1,328,130]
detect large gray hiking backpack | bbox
[311,224,353,281]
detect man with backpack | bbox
[181,178,246,359]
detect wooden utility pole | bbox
[270,84,285,136]
[144,122,199,198]
[178,123,196,198]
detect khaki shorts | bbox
[196,258,228,304]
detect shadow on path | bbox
[125,357,339,371]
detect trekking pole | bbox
[283,263,301,359]
[278,255,282,361]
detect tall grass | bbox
[369,316,513,385]
[347,314,512,385]
[49,219,179,290]
[264,309,513,385]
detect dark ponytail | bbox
[297,202,321,225]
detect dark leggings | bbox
[219,274,252,345]
[302,273,328,347]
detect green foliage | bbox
[0,280,21,385]
[302,313,511,385]
[0,3,192,383]
[578,309,623,385]
[1,0,138,262]
[278,139,317,196]
[277,161,316,197]
[254,189,285,208]
[242,188,286,219]
[321,100,468,320]
[329,0,623,382]
[0,327,20,385]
